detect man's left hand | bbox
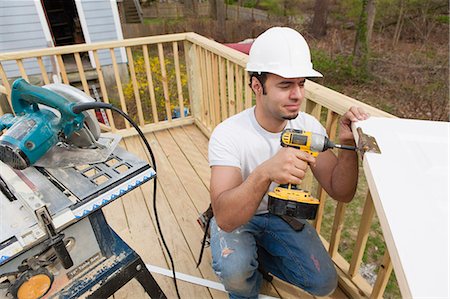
[339,106,369,145]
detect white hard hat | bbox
[246,27,322,78]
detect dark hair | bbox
[248,72,268,95]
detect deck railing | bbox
[0,32,396,298]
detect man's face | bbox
[259,73,306,121]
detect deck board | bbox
[103,125,349,299]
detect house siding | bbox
[80,0,124,65]
[0,0,124,80]
[0,1,53,78]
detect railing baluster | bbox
[329,201,346,257]
[126,47,144,127]
[302,100,322,192]
[349,191,375,277]
[56,55,69,84]
[235,65,243,113]
[218,56,227,121]
[0,63,12,109]
[16,59,29,82]
[244,71,252,109]
[197,47,207,127]
[142,45,159,123]
[36,57,50,85]
[109,48,130,129]
[157,43,171,122]
[205,51,215,128]
[314,110,339,232]
[227,60,235,116]
[370,251,393,298]
[212,54,221,128]
[93,50,115,131]
[172,42,185,120]
[74,53,90,96]
[198,48,208,127]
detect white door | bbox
[353,117,449,298]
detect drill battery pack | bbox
[268,184,319,220]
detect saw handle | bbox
[11,79,82,122]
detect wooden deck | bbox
[102,124,349,299]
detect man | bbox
[208,27,368,298]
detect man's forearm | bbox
[330,150,359,202]
[213,166,271,232]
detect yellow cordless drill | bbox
[268,128,357,220]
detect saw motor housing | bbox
[0,79,91,169]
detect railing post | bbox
[184,41,202,123]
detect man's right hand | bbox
[259,147,316,185]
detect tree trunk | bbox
[216,0,226,42]
[393,0,405,47]
[184,0,198,17]
[310,0,329,38]
[366,0,376,44]
[353,0,373,73]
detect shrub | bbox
[123,53,188,123]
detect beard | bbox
[282,112,299,120]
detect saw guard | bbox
[42,83,100,148]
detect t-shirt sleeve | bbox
[208,125,241,168]
[305,113,327,137]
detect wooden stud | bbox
[143,45,159,123]
[93,50,115,131]
[173,42,185,119]
[56,55,69,84]
[110,48,130,129]
[36,57,50,85]
[126,47,145,126]
[158,43,172,122]
[349,191,376,277]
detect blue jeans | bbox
[210,213,337,299]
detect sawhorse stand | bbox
[59,210,166,298]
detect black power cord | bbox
[73,102,181,299]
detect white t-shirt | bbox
[208,106,327,214]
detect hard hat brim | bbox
[246,67,323,79]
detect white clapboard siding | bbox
[0,0,125,79]
[0,1,52,78]
[80,0,125,66]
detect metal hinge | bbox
[357,127,381,156]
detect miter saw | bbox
[0,79,165,298]
[0,79,119,170]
